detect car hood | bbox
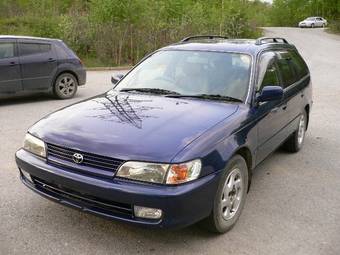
[29,91,238,162]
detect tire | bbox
[311,23,315,28]
[283,111,307,153]
[53,73,78,99]
[201,155,249,233]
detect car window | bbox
[257,51,280,91]
[19,43,51,56]
[55,44,69,59]
[115,50,252,101]
[288,50,309,80]
[276,51,296,88]
[0,42,15,59]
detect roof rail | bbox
[180,35,228,43]
[255,37,289,45]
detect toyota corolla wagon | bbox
[16,36,312,233]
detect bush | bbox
[329,20,340,33]
[0,0,266,67]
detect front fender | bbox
[171,105,257,177]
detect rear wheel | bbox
[283,111,307,153]
[201,155,248,233]
[311,23,315,28]
[53,73,78,99]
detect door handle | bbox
[9,61,17,66]
[282,105,287,110]
[48,58,56,62]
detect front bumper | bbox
[16,149,220,229]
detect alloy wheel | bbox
[57,76,76,97]
[220,168,243,221]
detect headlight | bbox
[116,159,202,185]
[23,133,46,158]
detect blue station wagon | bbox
[15,36,312,233]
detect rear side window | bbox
[0,43,15,59]
[276,51,296,88]
[19,43,51,56]
[55,44,69,59]
[288,50,309,79]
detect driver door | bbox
[255,52,285,163]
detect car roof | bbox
[0,35,61,42]
[161,37,296,57]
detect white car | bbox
[299,17,327,28]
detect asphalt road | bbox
[0,27,339,255]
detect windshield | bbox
[115,50,252,102]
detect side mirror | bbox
[111,73,124,85]
[256,86,283,103]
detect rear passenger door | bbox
[18,39,57,90]
[0,39,22,93]
[316,17,324,27]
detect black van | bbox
[0,36,86,99]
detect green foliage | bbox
[269,0,340,27]
[0,0,266,67]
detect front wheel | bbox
[53,73,78,99]
[201,155,248,233]
[283,111,307,152]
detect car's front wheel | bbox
[53,73,78,99]
[202,155,248,233]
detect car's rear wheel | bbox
[283,111,307,153]
[201,155,248,233]
[53,73,78,99]
[311,23,315,28]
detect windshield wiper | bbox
[120,88,180,95]
[165,94,243,103]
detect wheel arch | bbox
[53,70,79,86]
[232,146,253,192]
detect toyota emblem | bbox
[72,153,84,164]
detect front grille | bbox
[32,176,133,218]
[46,143,124,176]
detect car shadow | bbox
[0,93,52,106]
[0,92,83,106]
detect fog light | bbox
[21,169,33,183]
[134,206,162,219]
